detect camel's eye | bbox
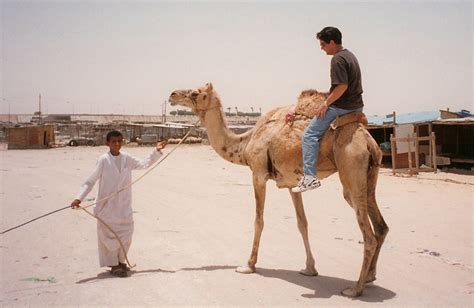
[191,91,199,99]
[202,94,207,101]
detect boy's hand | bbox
[156,140,168,151]
[71,199,81,209]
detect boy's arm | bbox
[72,158,104,206]
[129,147,163,170]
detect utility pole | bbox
[38,94,42,124]
[162,100,167,123]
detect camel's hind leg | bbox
[366,164,389,283]
[337,147,377,297]
[366,193,388,282]
[236,173,267,274]
[341,186,378,297]
[289,190,318,276]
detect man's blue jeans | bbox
[302,106,363,176]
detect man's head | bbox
[316,26,342,55]
[106,130,123,154]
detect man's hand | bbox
[156,140,168,151]
[313,101,329,119]
[71,199,81,209]
[313,84,346,118]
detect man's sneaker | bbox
[291,175,321,193]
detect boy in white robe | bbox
[71,130,167,277]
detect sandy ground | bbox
[0,144,473,306]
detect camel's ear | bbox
[205,82,213,91]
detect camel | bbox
[168,83,389,297]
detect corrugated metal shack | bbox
[54,122,198,146]
[0,114,201,148]
[37,114,200,146]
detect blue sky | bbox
[1,0,472,116]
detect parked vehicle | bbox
[137,134,158,145]
[68,138,96,146]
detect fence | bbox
[390,132,437,174]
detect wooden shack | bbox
[368,110,474,172]
[7,125,55,149]
[432,118,474,165]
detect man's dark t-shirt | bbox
[330,49,364,110]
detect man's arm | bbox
[313,84,348,119]
[325,84,348,106]
[284,84,347,123]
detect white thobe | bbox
[76,149,162,267]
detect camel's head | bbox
[168,83,220,114]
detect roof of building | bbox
[368,110,473,126]
[368,111,441,125]
[432,117,474,125]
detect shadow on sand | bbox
[256,267,396,302]
[76,265,396,302]
[75,265,234,284]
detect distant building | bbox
[7,125,55,149]
[367,110,474,168]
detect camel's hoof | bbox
[366,276,376,283]
[235,266,255,274]
[341,287,362,297]
[299,268,318,276]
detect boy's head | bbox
[106,130,123,154]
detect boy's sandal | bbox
[119,263,131,272]
[110,265,128,278]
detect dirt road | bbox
[1,145,472,306]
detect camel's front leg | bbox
[236,174,266,274]
[289,190,318,276]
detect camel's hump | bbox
[295,89,328,118]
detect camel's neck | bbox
[199,101,251,166]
